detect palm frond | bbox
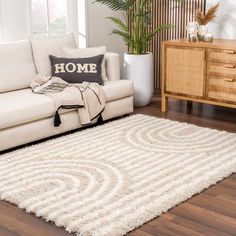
[135,12,151,24]
[106,17,128,33]
[144,24,175,42]
[111,29,134,48]
[93,0,134,11]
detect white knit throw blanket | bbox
[30,75,106,127]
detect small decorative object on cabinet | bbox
[195,2,220,41]
[204,32,214,42]
[161,38,236,112]
[186,22,198,42]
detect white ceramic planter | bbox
[124,52,154,107]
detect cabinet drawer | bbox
[208,49,236,63]
[208,77,236,103]
[208,62,236,77]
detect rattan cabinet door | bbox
[166,47,206,97]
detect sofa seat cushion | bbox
[0,89,56,129]
[103,80,133,102]
[0,80,133,130]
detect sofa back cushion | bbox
[0,40,36,93]
[31,34,76,75]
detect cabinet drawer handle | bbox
[224,50,236,54]
[224,78,235,82]
[225,64,235,68]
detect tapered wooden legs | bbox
[161,95,168,112]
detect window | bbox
[30,0,87,47]
[31,0,67,38]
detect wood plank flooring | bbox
[0,96,235,236]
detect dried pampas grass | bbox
[195,2,220,25]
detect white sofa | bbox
[0,35,134,152]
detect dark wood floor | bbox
[0,96,236,236]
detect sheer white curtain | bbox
[0,0,87,47]
[0,0,30,42]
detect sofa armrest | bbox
[105,52,121,81]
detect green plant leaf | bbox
[144,24,175,42]
[95,0,178,54]
[106,16,128,33]
[111,29,135,50]
[93,0,134,11]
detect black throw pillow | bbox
[49,54,104,85]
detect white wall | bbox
[0,0,30,42]
[87,0,126,56]
[207,0,236,39]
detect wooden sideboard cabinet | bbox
[161,39,236,112]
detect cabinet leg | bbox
[187,101,193,109]
[161,96,168,112]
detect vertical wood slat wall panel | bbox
[129,0,206,89]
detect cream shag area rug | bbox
[0,114,236,236]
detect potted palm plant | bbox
[94,0,172,106]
